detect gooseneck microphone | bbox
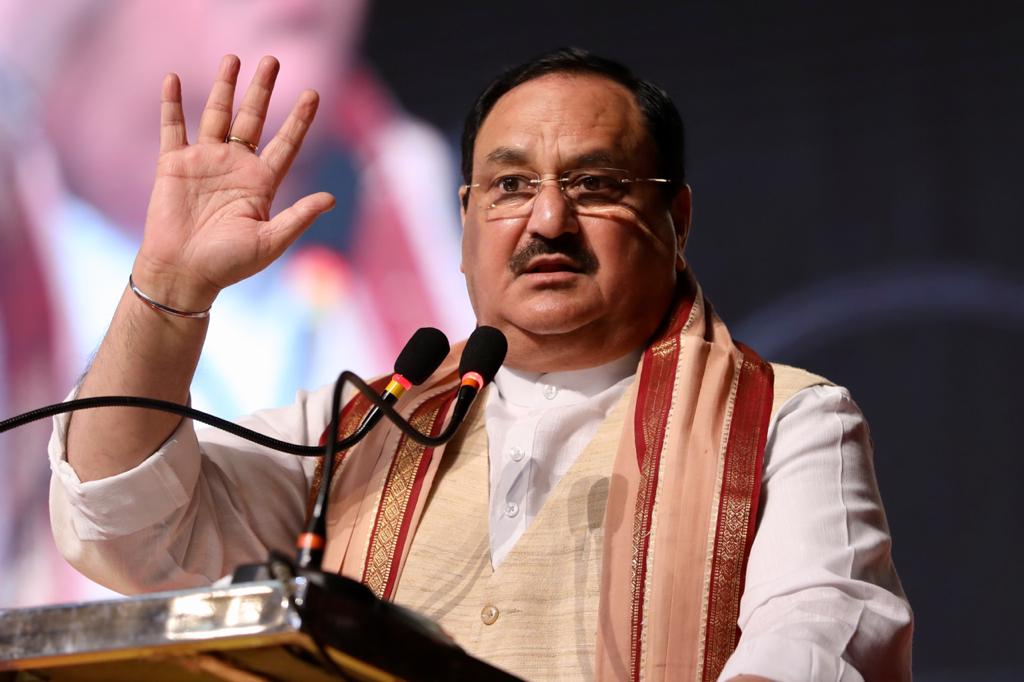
[449,325,508,429]
[346,327,450,446]
[297,327,450,570]
[296,325,507,570]
[408,325,508,449]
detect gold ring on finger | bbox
[225,135,258,153]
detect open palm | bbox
[135,55,335,311]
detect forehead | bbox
[474,73,653,171]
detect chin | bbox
[506,288,598,327]
[507,306,599,337]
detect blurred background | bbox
[1,1,1021,679]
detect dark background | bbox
[364,3,1024,679]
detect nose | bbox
[524,179,579,239]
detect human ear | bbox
[670,184,693,271]
[459,186,468,273]
[460,186,470,219]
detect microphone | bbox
[347,327,450,443]
[297,327,449,571]
[332,325,507,451]
[445,325,508,434]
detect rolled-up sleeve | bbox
[50,411,201,541]
[48,385,335,594]
[719,385,913,681]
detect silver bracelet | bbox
[128,274,212,319]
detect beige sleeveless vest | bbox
[393,364,827,680]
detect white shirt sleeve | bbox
[48,384,336,594]
[719,384,913,682]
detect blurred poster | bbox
[0,0,473,607]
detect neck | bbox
[498,347,642,388]
[500,326,647,374]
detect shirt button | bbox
[481,604,499,625]
[504,501,520,518]
[542,384,558,400]
[509,446,525,462]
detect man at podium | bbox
[48,49,912,680]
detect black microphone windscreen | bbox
[394,327,451,385]
[459,326,508,385]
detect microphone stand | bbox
[230,369,472,679]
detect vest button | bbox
[481,604,499,625]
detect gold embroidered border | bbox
[629,443,659,681]
[362,390,453,599]
[628,331,682,681]
[701,352,773,681]
[695,352,742,682]
[625,283,700,681]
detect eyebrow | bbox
[481,147,623,169]
[484,147,530,166]
[571,150,619,168]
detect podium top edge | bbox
[0,579,302,665]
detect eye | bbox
[493,175,532,193]
[565,171,625,201]
[569,171,614,192]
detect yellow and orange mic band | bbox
[385,373,413,399]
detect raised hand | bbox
[133,55,335,312]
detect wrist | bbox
[129,260,220,314]
[129,275,213,319]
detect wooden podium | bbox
[0,562,523,681]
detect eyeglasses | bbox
[464,167,674,219]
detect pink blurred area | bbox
[0,0,473,607]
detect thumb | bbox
[261,191,336,258]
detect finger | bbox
[227,55,279,150]
[159,73,187,153]
[261,89,319,180]
[197,55,241,144]
[261,192,336,258]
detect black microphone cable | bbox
[0,327,508,452]
[0,325,510,576]
[0,374,411,454]
[0,371,482,452]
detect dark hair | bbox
[460,47,685,192]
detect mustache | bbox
[507,235,599,276]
